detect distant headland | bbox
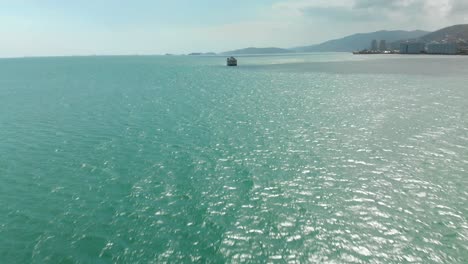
[188,52,217,56]
[187,24,468,56]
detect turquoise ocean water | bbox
[0,54,467,263]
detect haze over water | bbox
[0,54,467,263]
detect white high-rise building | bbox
[379,40,387,51]
[371,40,378,51]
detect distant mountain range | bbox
[221,47,293,55]
[217,24,468,55]
[188,52,217,56]
[293,30,429,52]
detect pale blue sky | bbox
[0,0,467,57]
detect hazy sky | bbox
[1,0,467,57]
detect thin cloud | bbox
[274,0,466,23]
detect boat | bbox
[227,57,237,66]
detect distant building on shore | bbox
[427,42,458,54]
[459,41,468,54]
[356,39,464,55]
[379,40,387,51]
[371,40,378,51]
[400,42,425,54]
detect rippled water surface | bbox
[0,54,467,263]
